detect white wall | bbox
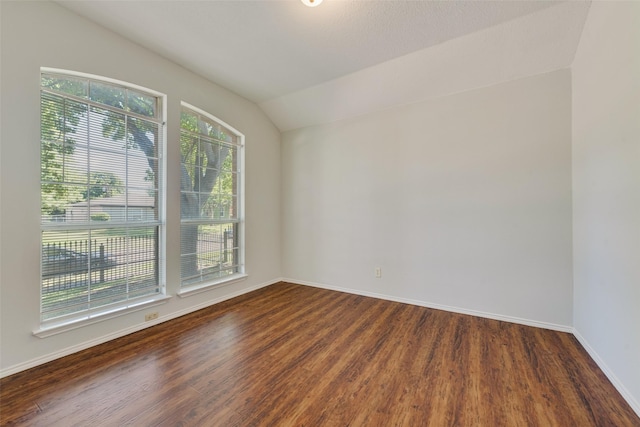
[0,1,281,375]
[282,70,573,329]
[572,1,640,414]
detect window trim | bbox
[177,274,248,298]
[39,68,168,329]
[178,101,246,292]
[42,67,167,100]
[33,295,171,338]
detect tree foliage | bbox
[180,110,233,219]
[82,172,124,200]
[41,76,86,214]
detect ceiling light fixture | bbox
[301,0,323,7]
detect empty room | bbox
[1,0,639,425]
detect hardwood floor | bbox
[1,282,638,426]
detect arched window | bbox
[179,103,244,290]
[40,69,166,325]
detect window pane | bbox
[41,226,160,321]
[180,223,237,286]
[88,227,159,308]
[88,190,124,222]
[89,149,126,181]
[128,90,157,118]
[128,117,160,156]
[41,74,88,98]
[90,81,126,110]
[42,183,89,223]
[42,230,91,320]
[41,72,164,323]
[221,146,237,172]
[88,107,125,152]
[129,154,158,192]
[88,231,129,308]
[128,191,158,222]
[41,144,88,186]
[41,95,89,187]
[41,92,66,143]
[200,138,222,169]
[65,100,89,144]
[180,105,242,289]
[180,133,198,165]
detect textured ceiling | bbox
[57,0,590,131]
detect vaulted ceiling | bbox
[57,0,590,131]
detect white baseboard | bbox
[283,278,573,333]
[573,329,640,418]
[0,278,281,379]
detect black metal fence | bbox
[42,228,235,293]
[42,235,156,294]
[197,227,235,264]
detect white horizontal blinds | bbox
[40,72,163,323]
[180,106,242,287]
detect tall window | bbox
[180,103,243,288]
[40,70,165,324]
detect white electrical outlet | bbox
[375,267,382,278]
[145,312,159,322]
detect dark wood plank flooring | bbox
[1,282,638,426]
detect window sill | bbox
[177,273,248,298]
[33,295,172,338]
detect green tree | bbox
[179,110,232,278]
[82,172,124,200]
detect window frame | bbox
[178,102,246,296]
[36,68,169,335]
